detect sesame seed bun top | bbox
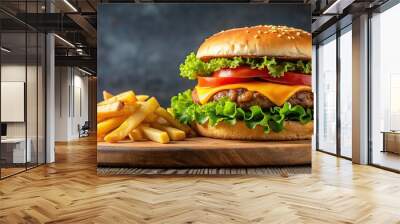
[196,25,312,61]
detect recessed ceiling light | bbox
[54,34,75,48]
[78,67,92,76]
[323,0,354,15]
[1,47,11,53]
[63,0,78,12]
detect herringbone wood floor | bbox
[1,137,400,224]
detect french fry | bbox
[144,113,158,123]
[154,107,193,135]
[128,126,146,141]
[98,88,195,144]
[151,123,186,141]
[155,117,168,125]
[97,101,123,114]
[103,90,113,100]
[166,107,174,115]
[97,115,128,137]
[98,90,136,106]
[97,104,139,123]
[137,95,149,102]
[141,126,170,144]
[104,97,160,142]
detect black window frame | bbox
[315,20,353,161]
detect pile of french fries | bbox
[97,90,193,144]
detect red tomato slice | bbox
[213,66,268,78]
[212,67,311,86]
[198,76,253,87]
[259,72,311,86]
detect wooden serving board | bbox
[97,137,311,168]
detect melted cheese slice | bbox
[195,82,312,106]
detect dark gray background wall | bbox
[98,4,310,106]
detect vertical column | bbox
[46,1,55,163]
[336,29,341,157]
[352,14,369,164]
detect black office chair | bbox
[79,121,90,138]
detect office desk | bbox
[1,138,31,163]
[382,131,400,154]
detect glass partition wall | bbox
[370,3,400,171]
[339,27,352,159]
[316,25,353,159]
[0,5,46,179]
[317,35,337,155]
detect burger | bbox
[170,25,313,140]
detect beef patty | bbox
[192,88,313,109]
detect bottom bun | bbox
[194,121,313,141]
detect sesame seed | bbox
[277,34,282,37]
[254,35,260,39]
[246,30,250,33]
[296,32,301,36]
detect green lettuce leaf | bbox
[170,89,313,133]
[179,52,312,80]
